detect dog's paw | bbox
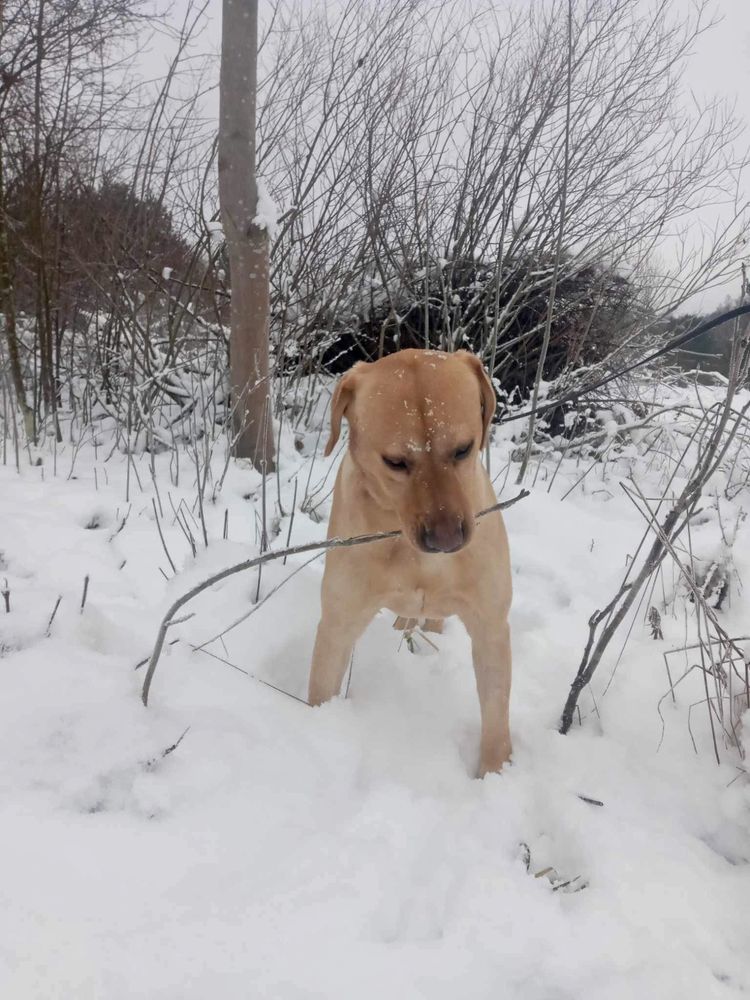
[477,743,512,778]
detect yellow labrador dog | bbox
[308,349,512,776]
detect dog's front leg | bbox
[308,601,374,706]
[460,609,512,777]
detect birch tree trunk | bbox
[218,0,275,471]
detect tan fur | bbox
[308,349,513,777]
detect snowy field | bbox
[1,386,750,999]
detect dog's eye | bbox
[454,442,473,461]
[383,456,409,472]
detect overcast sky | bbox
[691,0,750,104]
[670,0,750,310]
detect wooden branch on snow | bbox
[140,490,529,707]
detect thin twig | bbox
[152,498,177,575]
[516,0,572,483]
[45,596,62,637]
[145,727,191,769]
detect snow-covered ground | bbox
[1,390,750,999]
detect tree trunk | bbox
[218,0,275,471]
[0,133,35,442]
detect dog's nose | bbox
[420,518,466,553]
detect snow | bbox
[206,219,224,245]
[1,389,750,998]
[254,179,279,240]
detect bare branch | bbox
[140,489,529,706]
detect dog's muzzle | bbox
[419,517,466,554]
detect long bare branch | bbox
[140,489,529,706]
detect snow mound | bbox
[1,406,749,998]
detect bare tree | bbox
[0,0,144,440]
[218,0,275,470]
[253,0,748,401]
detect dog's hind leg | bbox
[392,616,418,631]
[393,617,443,633]
[422,618,444,634]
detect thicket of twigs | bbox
[2,0,749,445]
[1,0,749,760]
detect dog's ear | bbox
[458,351,496,448]
[324,369,358,457]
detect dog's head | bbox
[325,349,495,553]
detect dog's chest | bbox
[380,556,461,619]
[384,586,427,618]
